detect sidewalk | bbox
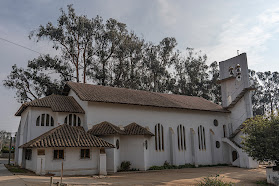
[0,164,26,186]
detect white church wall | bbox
[120,135,146,170]
[28,107,58,141]
[68,90,89,130]
[25,149,37,172]
[44,147,99,176]
[86,101,230,168]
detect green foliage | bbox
[197,174,233,186]
[119,161,131,171]
[242,113,279,166]
[198,164,229,168]
[5,164,27,173]
[149,161,196,170]
[256,180,270,185]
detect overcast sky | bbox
[1,0,279,134]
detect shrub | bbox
[197,175,233,186]
[119,161,131,171]
[149,161,196,170]
[242,113,279,166]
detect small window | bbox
[54,150,64,159]
[25,149,32,160]
[213,119,218,126]
[116,139,119,149]
[81,149,90,159]
[216,141,220,148]
[37,149,45,155]
[64,114,81,126]
[145,140,148,150]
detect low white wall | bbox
[266,167,279,185]
[43,147,99,176]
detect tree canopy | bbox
[242,113,279,166]
[3,4,279,115]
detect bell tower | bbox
[219,53,254,134]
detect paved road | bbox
[0,160,26,186]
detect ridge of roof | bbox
[19,124,114,148]
[124,122,154,136]
[65,82,230,113]
[87,121,126,136]
[88,121,154,136]
[15,94,85,116]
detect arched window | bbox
[36,114,54,127]
[177,124,186,150]
[155,123,164,151]
[64,114,81,126]
[198,125,206,150]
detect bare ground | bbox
[0,166,267,186]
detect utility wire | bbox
[0,37,43,55]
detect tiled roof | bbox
[87,121,126,136]
[19,124,114,148]
[15,94,85,116]
[88,121,154,136]
[65,82,229,113]
[124,122,154,136]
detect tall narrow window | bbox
[161,125,164,151]
[155,124,164,151]
[51,117,54,126]
[198,127,200,150]
[198,125,206,150]
[177,125,186,151]
[36,116,40,126]
[177,127,180,150]
[183,126,186,150]
[64,114,81,126]
[36,114,54,127]
[223,125,227,137]
[46,114,50,126]
[155,125,157,150]
[41,114,45,126]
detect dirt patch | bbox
[12,166,267,186]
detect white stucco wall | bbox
[43,147,99,176]
[84,101,230,168]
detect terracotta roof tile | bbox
[19,124,114,148]
[124,122,154,136]
[65,82,229,113]
[87,121,126,136]
[88,121,154,136]
[15,95,85,116]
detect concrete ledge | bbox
[266,166,279,185]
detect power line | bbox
[0,37,43,55]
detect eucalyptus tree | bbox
[29,4,98,83]
[143,37,177,92]
[174,48,210,99]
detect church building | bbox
[14,53,258,176]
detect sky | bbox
[1,0,279,134]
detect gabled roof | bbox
[15,94,85,116]
[124,122,154,136]
[19,124,114,148]
[87,121,126,136]
[88,121,154,136]
[64,82,229,113]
